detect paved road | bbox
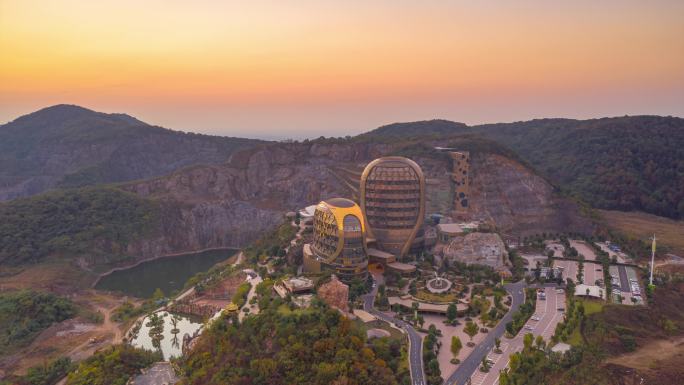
[363,276,426,385]
[442,281,526,385]
[470,286,565,385]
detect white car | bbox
[531,316,541,321]
[525,325,534,330]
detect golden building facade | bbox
[360,156,426,258]
[305,198,368,282]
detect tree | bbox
[464,321,479,342]
[447,303,458,323]
[451,336,462,357]
[480,356,490,372]
[523,333,534,351]
[145,312,165,350]
[152,288,165,301]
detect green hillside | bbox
[478,116,684,219]
[0,186,159,266]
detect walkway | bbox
[363,276,426,385]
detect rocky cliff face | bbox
[117,141,593,264]
[468,153,594,236]
[410,151,593,237]
[118,142,392,261]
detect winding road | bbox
[363,276,426,385]
[442,281,526,385]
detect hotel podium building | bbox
[360,156,426,258]
[303,198,369,283]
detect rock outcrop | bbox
[442,232,507,270]
[317,275,349,312]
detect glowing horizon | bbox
[1,1,683,139]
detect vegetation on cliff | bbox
[180,298,409,385]
[0,290,76,355]
[0,186,158,265]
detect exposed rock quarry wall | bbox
[112,141,591,265]
[467,153,594,236]
[119,142,392,261]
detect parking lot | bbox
[471,287,566,385]
[554,259,603,286]
[609,265,643,305]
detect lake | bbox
[95,248,237,298]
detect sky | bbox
[1,1,683,139]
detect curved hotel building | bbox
[360,156,426,258]
[303,198,369,282]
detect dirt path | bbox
[606,336,684,371]
[66,300,125,362]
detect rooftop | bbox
[323,197,356,208]
[387,262,417,273]
[574,284,605,299]
[437,223,465,234]
[367,247,395,260]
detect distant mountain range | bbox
[0,105,262,200]
[1,105,682,221]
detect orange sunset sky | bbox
[1,1,683,138]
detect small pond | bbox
[130,311,204,360]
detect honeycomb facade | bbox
[360,156,426,257]
[307,198,368,282]
[450,151,470,218]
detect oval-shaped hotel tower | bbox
[360,156,425,258]
[305,198,368,282]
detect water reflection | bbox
[130,311,203,360]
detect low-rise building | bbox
[437,223,466,242]
[274,276,315,298]
[574,284,604,299]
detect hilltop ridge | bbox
[0,105,263,200]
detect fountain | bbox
[426,272,453,294]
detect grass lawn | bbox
[565,299,605,346]
[580,299,605,315]
[276,304,313,316]
[415,289,458,303]
[352,319,405,340]
[566,326,583,346]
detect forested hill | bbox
[0,105,262,200]
[360,115,684,219]
[359,119,469,139]
[477,116,684,219]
